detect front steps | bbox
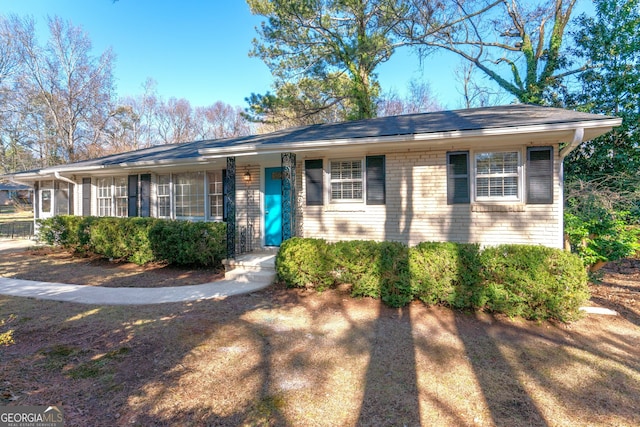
[222,250,277,284]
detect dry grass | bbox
[0,247,224,287]
[1,250,639,426]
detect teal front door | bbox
[264,167,283,246]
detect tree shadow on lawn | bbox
[2,285,640,426]
[454,311,640,427]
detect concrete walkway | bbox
[0,239,276,305]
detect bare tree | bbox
[155,97,198,145]
[195,102,252,140]
[12,16,116,163]
[454,61,511,108]
[377,79,442,116]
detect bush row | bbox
[37,215,226,267]
[276,238,589,321]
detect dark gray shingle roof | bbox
[5,104,619,176]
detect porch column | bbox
[225,156,236,259]
[281,152,296,241]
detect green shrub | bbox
[331,240,384,298]
[377,241,411,308]
[37,215,226,267]
[565,211,640,268]
[331,240,410,306]
[38,215,79,247]
[89,217,132,260]
[148,220,226,267]
[409,242,481,307]
[480,245,589,321]
[276,237,332,289]
[277,238,588,320]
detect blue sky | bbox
[1,0,469,109]
[0,0,593,110]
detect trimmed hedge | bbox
[276,238,590,321]
[37,216,226,267]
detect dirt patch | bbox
[1,250,639,426]
[0,247,223,287]
[589,258,640,324]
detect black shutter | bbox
[140,174,151,217]
[527,147,553,204]
[128,175,138,217]
[68,182,74,215]
[447,152,470,204]
[366,155,385,205]
[34,181,40,219]
[82,178,91,216]
[222,169,227,221]
[305,159,324,206]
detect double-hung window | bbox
[446,148,553,204]
[97,177,112,217]
[475,151,519,200]
[208,171,224,219]
[114,177,128,217]
[330,160,363,202]
[309,157,385,205]
[157,175,171,218]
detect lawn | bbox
[1,249,639,426]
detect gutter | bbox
[559,127,585,159]
[7,176,34,188]
[198,118,621,158]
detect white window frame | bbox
[472,149,522,202]
[114,176,128,217]
[207,170,224,220]
[329,158,364,203]
[157,174,172,219]
[95,177,128,217]
[96,177,113,217]
[173,171,205,220]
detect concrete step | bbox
[222,251,277,280]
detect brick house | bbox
[2,104,621,257]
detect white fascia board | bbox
[198,118,622,157]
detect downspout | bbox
[559,127,585,159]
[53,171,76,186]
[558,127,585,250]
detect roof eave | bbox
[198,118,622,157]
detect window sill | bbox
[471,203,525,213]
[324,203,367,213]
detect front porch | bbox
[224,153,297,259]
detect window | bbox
[330,160,363,201]
[114,177,128,217]
[447,152,470,204]
[157,175,171,218]
[97,177,112,217]
[527,147,553,204]
[174,172,205,218]
[208,170,224,219]
[475,151,519,200]
[447,148,553,204]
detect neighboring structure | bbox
[1,105,621,257]
[0,181,32,207]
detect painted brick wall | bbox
[298,147,563,248]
